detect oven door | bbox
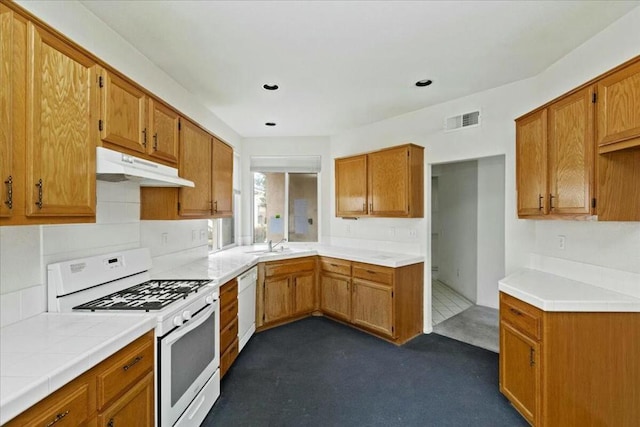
[159,299,220,427]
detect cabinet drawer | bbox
[220,279,238,307]
[221,299,238,327]
[220,337,239,378]
[352,263,393,285]
[220,316,238,353]
[97,334,154,409]
[265,257,315,277]
[500,293,542,340]
[319,257,351,276]
[22,382,91,427]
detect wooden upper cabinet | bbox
[335,144,423,218]
[596,59,640,153]
[178,119,212,217]
[99,68,148,154]
[211,137,233,217]
[335,154,367,216]
[548,87,594,215]
[27,24,96,217]
[148,98,179,164]
[0,5,13,218]
[516,110,547,216]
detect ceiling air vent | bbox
[444,110,481,132]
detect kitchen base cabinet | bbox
[499,292,640,426]
[351,278,394,338]
[257,257,317,330]
[5,331,154,427]
[220,278,239,378]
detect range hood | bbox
[96,147,194,187]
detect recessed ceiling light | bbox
[415,79,433,87]
[265,122,276,127]
[263,84,279,91]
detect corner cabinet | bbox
[335,144,424,218]
[499,292,640,426]
[257,257,317,328]
[211,137,233,217]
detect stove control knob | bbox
[182,310,192,321]
[205,295,214,305]
[173,316,183,327]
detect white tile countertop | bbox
[0,313,155,425]
[499,268,640,312]
[152,244,425,285]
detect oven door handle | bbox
[165,303,216,346]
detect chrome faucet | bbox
[267,238,287,252]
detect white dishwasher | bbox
[237,266,257,352]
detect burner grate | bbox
[73,279,212,312]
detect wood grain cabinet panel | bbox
[219,278,238,378]
[27,23,97,218]
[319,272,351,321]
[263,276,292,324]
[148,98,179,164]
[98,68,147,154]
[335,154,368,216]
[499,292,640,426]
[351,278,394,338]
[97,372,154,427]
[548,87,594,215]
[335,144,423,218]
[211,137,233,218]
[179,118,212,217]
[293,271,315,315]
[596,59,640,153]
[516,110,547,216]
[0,5,15,219]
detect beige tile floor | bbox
[431,279,473,326]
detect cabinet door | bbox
[211,137,233,217]
[148,98,179,164]
[99,69,147,154]
[320,272,351,321]
[596,59,640,152]
[516,110,547,216]
[293,271,315,315]
[351,278,394,337]
[335,155,367,216]
[499,322,539,425]
[368,146,410,217]
[264,276,292,324]
[0,5,12,218]
[178,119,212,217]
[98,372,154,427]
[548,87,594,215]
[27,24,96,217]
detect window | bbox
[253,172,318,243]
[251,155,321,244]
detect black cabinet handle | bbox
[35,179,43,209]
[4,176,12,209]
[45,410,69,427]
[122,355,142,371]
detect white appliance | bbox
[237,266,257,352]
[96,146,195,187]
[47,248,219,427]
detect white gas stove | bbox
[47,248,220,427]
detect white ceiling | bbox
[80,1,639,138]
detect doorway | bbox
[430,155,505,351]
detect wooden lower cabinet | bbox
[319,272,351,321]
[499,292,640,426]
[351,278,394,338]
[5,331,154,427]
[219,278,239,378]
[257,257,317,329]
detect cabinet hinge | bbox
[98,75,104,88]
[591,198,596,209]
[98,119,103,131]
[178,119,181,131]
[592,93,597,103]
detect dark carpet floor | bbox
[202,317,526,427]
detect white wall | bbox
[476,156,506,308]
[433,161,478,303]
